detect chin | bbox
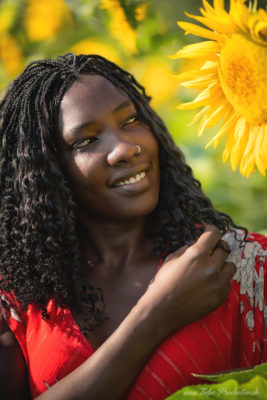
[119,194,159,221]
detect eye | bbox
[72,137,98,150]
[121,113,140,127]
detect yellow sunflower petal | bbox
[223,129,236,163]
[197,113,211,137]
[248,9,267,44]
[262,124,267,166]
[173,70,209,81]
[243,124,259,159]
[178,82,219,110]
[196,102,227,137]
[181,74,216,88]
[213,0,225,12]
[205,112,238,149]
[230,117,249,170]
[229,0,251,31]
[184,11,236,35]
[201,60,219,70]
[204,102,229,128]
[254,127,266,175]
[202,0,218,16]
[239,124,259,176]
[200,7,233,28]
[170,40,219,59]
[173,63,217,81]
[177,21,222,41]
[188,106,210,126]
[177,92,210,110]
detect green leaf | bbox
[166,376,267,400]
[193,362,267,384]
[166,363,267,400]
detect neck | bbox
[77,211,153,273]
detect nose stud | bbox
[107,143,141,165]
[135,145,141,156]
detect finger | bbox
[220,262,237,283]
[164,245,189,263]
[193,224,221,255]
[210,240,231,263]
[172,244,189,257]
[218,262,236,301]
[220,281,232,302]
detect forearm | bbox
[36,298,163,400]
[35,226,234,400]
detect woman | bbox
[0,53,266,400]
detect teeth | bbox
[116,171,146,186]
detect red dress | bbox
[1,231,267,399]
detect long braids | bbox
[0,53,246,319]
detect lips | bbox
[115,171,146,186]
[111,165,150,187]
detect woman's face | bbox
[57,74,160,222]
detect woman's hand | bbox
[142,224,236,339]
[24,225,236,400]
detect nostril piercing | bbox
[135,145,141,156]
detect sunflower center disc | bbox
[218,33,267,125]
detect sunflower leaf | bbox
[192,362,267,383]
[165,363,267,400]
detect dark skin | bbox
[57,74,161,349]
[0,74,236,400]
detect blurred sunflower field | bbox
[0,0,266,233]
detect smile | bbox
[115,171,146,186]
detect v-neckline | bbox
[66,255,165,352]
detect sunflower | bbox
[25,0,72,42]
[172,0,267,177]
[0,35,23,77]
[100,0,137,54]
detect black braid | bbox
[0,53,246,319]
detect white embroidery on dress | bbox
[240,300,245,314]
[245,310,255,332]
[0,293,22,323]
[255,267,264,312]
[222,230,267,331]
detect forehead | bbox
[59,74,130,127]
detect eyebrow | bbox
[113,100,133,113]
[65,100,134,141]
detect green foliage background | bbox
[0,0,266,234]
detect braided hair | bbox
[0,53,246,317]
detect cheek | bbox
[64,152,103,188]
[139,126,159,156]
[147,132,159,168]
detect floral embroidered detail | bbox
[255,267,264,312]
[0,293,22,323]
[252,340,261,353]
[246,310,255,332]
[240,300,245,314]
[223,230,267,331]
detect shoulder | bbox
[0,295,31,399]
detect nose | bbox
[107,139,140,166]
